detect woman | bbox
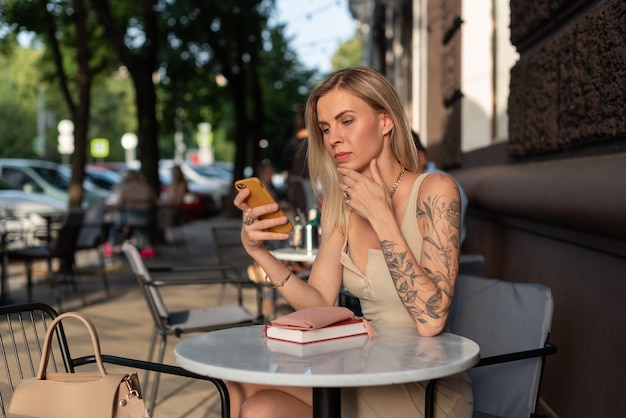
[114,170,158,258]
[161,165,189,207]
[158,165,189,232]
[233,66,471,417]
[282,103,315,215]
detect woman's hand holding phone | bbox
[234,177,294,234]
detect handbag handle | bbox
[36,311,108,379]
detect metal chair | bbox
[158,204,188,251]
[0,302,230,418]
[7,210,85,307]
[121,240,263,412]
[210,224,255,303]
[426,274,557,418]
[211,224,299,316]
[75,202,111,298]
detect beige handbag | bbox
[8,312,149,418]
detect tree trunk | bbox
[68,0,90,210]
[132,69,160,197]
[227,71,249,218]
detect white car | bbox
[159,160,227,215]
[0,158,109,206]
[160,160,230,196]
[0,178,67,246]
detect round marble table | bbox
[175,325,480,418]
[271,247,318,263]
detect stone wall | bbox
[508,0,626,158]
[456,0,626,416]
[426,0,463,167]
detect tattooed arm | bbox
[379,173,462,336]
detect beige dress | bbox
[340,174,473,417]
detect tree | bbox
[90,0,162,195]
[0,47,40,158]
[155,0,317,217]
[2,0,323,215]
[332,33,363,70]
[88,68,137,162]
[2,0,116,208]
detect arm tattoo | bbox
[380,193,461,324]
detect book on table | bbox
[266,333,371,357]
[265,317,370,344]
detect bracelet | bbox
[266,270,292,288]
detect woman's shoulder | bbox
[417,171,460,199]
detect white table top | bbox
[174,325,480,388]
[271,247,318,263]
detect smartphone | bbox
[234,177,294,233]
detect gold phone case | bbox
[234,177,294,233]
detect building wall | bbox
[456,0,626,416]
[426,0,463,168]
[508,0,626,158]
[353,0,626,415]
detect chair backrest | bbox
[49,210,85,259]
[121,242,169,322]
[211,224,254,273]
[447,274,554,418]
[458,253,486,277]
[0,303,72,418]
[76,203,105,249]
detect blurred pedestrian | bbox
[107,170,158,258]
[158,165,189,241]
[281,104,315,216]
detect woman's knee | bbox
[239,389,311,418]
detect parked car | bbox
[84,165,124,191]
[88,160,222,219]
[159,160,226,217]
[87,161,140,177]
[0,159,109,206]
[187,162,233,185]
[0,178,66,246]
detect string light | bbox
[286,1,342,24]
[276,0,353,69]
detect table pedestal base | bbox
[313,387,340,418]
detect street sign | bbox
[90,138,110,158]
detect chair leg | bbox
[173,223,188,251]
[24,261,34,302]
[142,327,160,394]
[218,283,227,305]
[50,273,63,311]
[75,270,88,307]
[147,332,168,414]
[97,249,111,297]
[46,258,65,310]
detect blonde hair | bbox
[305,66,418,234]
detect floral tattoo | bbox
[381,193,461,324]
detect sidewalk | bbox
[2,214,249,418]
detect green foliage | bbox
[0,0,350,173]
[332,34,363,71]
[1,46,42,104]
[255,24,319,164]
[154,0,318,168]
[0,43,138,161]
[0,101,38,158]
[0,46,40,158]
[88,69,137,162]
